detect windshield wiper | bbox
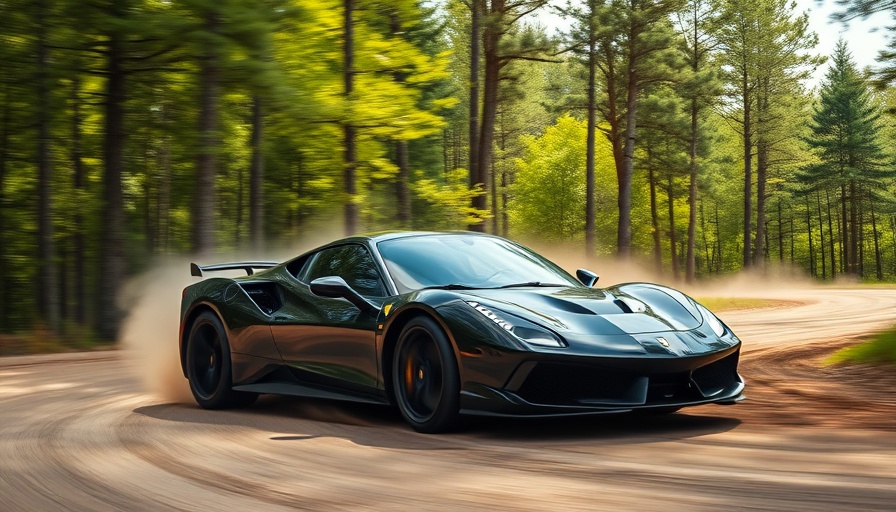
[496,282,566,289]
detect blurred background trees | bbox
[1,0,895,341]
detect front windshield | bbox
[377,234,580,293]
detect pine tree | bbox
[799,40,894,276]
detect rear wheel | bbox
[186,311,257,409]
[393,317,460,433]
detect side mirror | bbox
[309,276,379,313]
[576,268,599,287]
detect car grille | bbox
[512,353,740,407]
[691,351,740,397]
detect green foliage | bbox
[827,324,896,366]
[509,116,614,242]
[411,168,488,229]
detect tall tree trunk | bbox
[667,175,678,280]
[249,96,265,250]
[501,167,508,238]
[490,149,498,234]
[467,0,482,231]
[839,182,849,274]
[617,56,638,258]
[816,192,826,280]
[97,1,127,340]
[36,0,59,332]
[71,72,86,324]
[742,80,752,268]
[389,13,411,230]
[806,197,815,277]
[648,163,662,274]
[701,201,711,275]
[194,9,220,253]
[826,189,837,278]
[849,180,859,275]
[0,83,9,327]
[476,0,503,234]
[871,200,882,280]
[158,135,171,252]
[777,200,784,263]
[686,94,699,283]
[714,202,722,273]
[754,131,767,266]
[343,0,358,235]
[585,29,597,257]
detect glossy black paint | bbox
[179,231,744,419]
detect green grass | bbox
[826,326,896,366]
[694,297,796,312]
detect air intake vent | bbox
[239,282,282,315]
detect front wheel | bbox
[186,310,257,409]
[393,316,460,433]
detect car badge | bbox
[656,337,670,348]
[383,304,393,316]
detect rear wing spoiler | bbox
[190,261,279,277]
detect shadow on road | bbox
[133,395,741,449]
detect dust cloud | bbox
[119,259,196,403]
[531,241,817,298]
[117,222,344,403]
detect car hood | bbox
[456,283,706,337]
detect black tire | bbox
[392,316,460,433]
[186,311,258,409]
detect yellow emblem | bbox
[384,304,393,316]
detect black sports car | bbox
[179,231,744,432]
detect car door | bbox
[270,243,386,394]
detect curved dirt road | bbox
[1,288,895,511]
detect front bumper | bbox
[458,347,744,417]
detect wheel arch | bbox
[381,305,463,405]
[180,302,225,378]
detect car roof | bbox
[348,230,496,244]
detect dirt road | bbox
[1,288,894,511]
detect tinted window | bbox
[302,244,387,297]
[377,235,580,293]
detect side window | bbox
[302,245,387,297]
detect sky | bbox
[529,0,894,87]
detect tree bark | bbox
[343,0,358,235]
[585,24,597,257]
[871,200,882,280]
[71,72,86,324]
[806,197,814,277]
[686,94,699,283]
[97,0,127,340]
[617,52,638,259]
[667,175,678,280]
[742,76,752,268]
[476,0,503,234]
[249,95,265,250]
[194,9,220,253]
[467,0,482,231]
[848,180,859,275]
[0,82,9,327]
[648,163,662,274]
[825,189,837,278]
[36,0,59,332]
[816,192,826,280]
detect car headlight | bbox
[466,301,565,348]
[697,304,726,337]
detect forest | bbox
[1,0,895,342]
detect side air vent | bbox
[239,282,282,315]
